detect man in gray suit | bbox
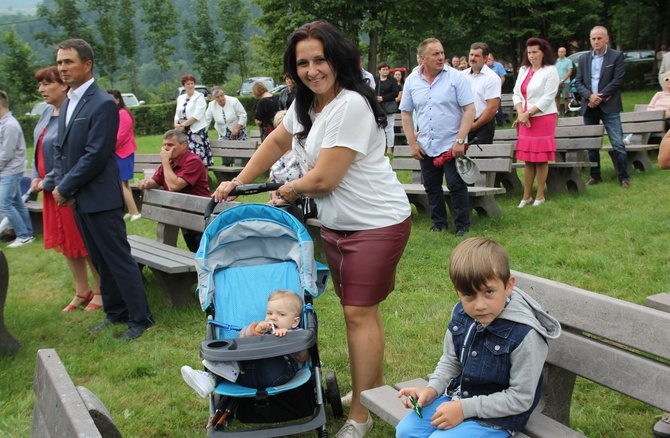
[53,39,153,340]
[575,26,629,188]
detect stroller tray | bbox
[201,330,315,362]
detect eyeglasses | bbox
[408,395,423,418]
[665,78,670,82]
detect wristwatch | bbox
[456,139,465,145]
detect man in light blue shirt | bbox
[554,47,574,115]
[400,38,475,236]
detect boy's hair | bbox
[0,90,8,109]
[449,237,511,295]
[268,290,303,318]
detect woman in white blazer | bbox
[513,37,559,208]
[205,87,248,141]
[174,74,212,167]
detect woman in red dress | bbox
[30,66,102,312]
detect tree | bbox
[86,0,120,87]
[0,27,36,111]
[117,0,140,95]
[184,0,228,85]
[34,0,94,46]
[217,0,252,79]
[140,0,178,102]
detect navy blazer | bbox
[53,81,123,213]
[575,47,625,115]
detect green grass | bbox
[1,92,668,437]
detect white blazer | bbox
[175,91,208,132]
[205,96,248,138]
[513,65,559,116]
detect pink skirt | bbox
[516,113,557,163]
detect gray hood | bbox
[500,286,561,340]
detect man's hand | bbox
[30,178,43,193]
[159,146,173,161]
[451,141,465,158]
[588,93,603,108]
[409,141,426,160]
[53,186,74,207]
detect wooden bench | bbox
[208,139,257,183]
[558,110,666,173]
[391,145,509,220]
[500,93,515,125]
[494,124,604,194]
[128,189,235,306]
[362,270,670,437]
[32,348,121,438]
[130,154,163,211]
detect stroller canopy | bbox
[195,203,325,311]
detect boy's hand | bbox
[256,321,271,333]
[273,328,289,337]
[397,386,438,408]
[431,400,464,430]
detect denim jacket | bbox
[448,304,541,431]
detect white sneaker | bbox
[341,391,353,406]
[130,214,142,222]
[181,366,215,398]
[335,415,373,438]
[123,213,131,220]
[532,198,545,206]
[517,198,533,208]
[7,236,34,248]
[202,359,239,382]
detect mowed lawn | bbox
[1,89,668,437]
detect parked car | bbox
[25,101,48,116]
[176,85,210,99]
[121,93,145,107]
[269,84,287,94]
[239,77,275,96]
[623,50,655,63]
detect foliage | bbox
[34,0,95,46]
[0,27,37,113]
[140,0,178,103]
[86,0,120,87]
[117,0,140,96]
[217,0,252,80]
[184,0,228,86]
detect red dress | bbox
[36,124,89,259]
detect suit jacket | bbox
[53,81,123,213]
[575,47,625,115]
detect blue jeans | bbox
[583,108,629,181]
[396,395,510,438]
[419,156,470,230]
[0,172,33,239]
[236,354,301,389]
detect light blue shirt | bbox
[555,57,573,81]
[490,61,506,78]
[590,47,607,94]
[399,66,474,157]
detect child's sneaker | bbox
[202,359,239,382]
[181,366,215,398]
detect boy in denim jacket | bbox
[396,238,561,437]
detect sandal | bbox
[62,291,93,312]
[84,293,103,312]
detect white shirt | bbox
[175,91,208,132]
[65,77,95,126]
[282,89,410,230]
[461,64,501,119]
[205,96,248,138]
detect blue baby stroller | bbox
[567,78,582,115]
[195,184,343,437]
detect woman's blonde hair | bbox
[449,237,511,295]
[252,81,268,98]
[273,110,287,128]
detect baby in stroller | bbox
[181,290,307,397]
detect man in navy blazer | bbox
[575,26,629,187]
[53,39,153,340]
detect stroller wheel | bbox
[325,371,344,418]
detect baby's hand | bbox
[257,321,271,333]
[273,328,289,337]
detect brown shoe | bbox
[621,180,630,188]
[586,178,602,185]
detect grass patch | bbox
[1,92,667,436]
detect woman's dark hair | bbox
[520,37,557,67]
[283,21,386,144]
[393,69,405,85]
[107,88,134,123]
[35,66,64,84]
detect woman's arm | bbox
[232,98,248,126]
[659,129,670,170]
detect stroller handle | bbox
[204,182,284,222]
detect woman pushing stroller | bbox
[213,21,411,438]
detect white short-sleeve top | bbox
[282,89,411,231]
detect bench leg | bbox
[468,196,502,218]
[539,363,576,427]
[546,168,586,195]
[609,150,652,173]
[148,268,197,307]
[495,170,523,193]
